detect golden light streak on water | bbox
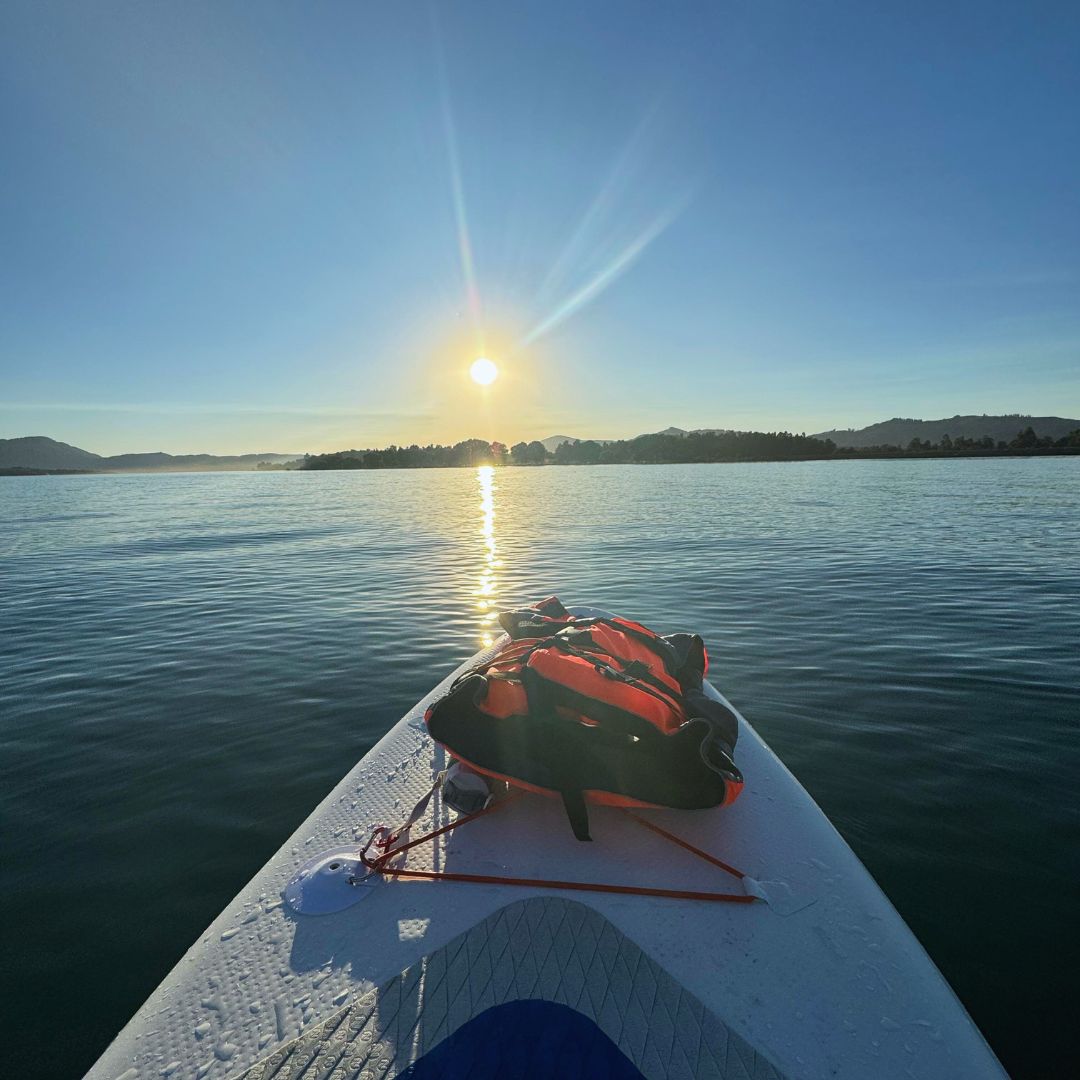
[475,465,501,646]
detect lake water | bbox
[2,459,1077,1078]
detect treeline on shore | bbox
[302,425,1080,470]
[0,467,94,476]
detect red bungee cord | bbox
[358,788,756,905]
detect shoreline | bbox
[5,446,1079,477]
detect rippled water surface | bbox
[2,460,1078,1078]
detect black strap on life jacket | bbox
[520,664,594,841]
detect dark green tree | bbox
[1010,426,1040,449]
[525,440,547,464]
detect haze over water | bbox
[1,459,1077,1079]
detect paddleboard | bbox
[87,608,1005,1079]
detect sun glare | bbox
[470,357,498,385]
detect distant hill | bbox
[0,436,102,470]
[813,415,1080,449]
[645,426,731,439]
[102,451,300,471]
[540,434,616,451]
[540,435,578,452]
[0,436,300,472]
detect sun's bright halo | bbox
[470,357,498,386]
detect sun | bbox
[470,357,498,386]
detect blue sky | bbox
[1,1,1078,454]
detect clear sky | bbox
[1,1,1078,454]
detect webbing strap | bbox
[359,792,757,905]
[377,770,446,848]
[375,789,524,857]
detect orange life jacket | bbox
[424,597,743,840]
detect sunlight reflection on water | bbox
[475,465,501,646]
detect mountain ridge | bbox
[0,436,103,470]
[541,426,727,448]
[811,414,1080,448]
[543,415,1080,449]
[0,436,301,472]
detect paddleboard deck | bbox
[87,609,1004,1079]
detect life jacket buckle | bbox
[594,661,625,680]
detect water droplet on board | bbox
[214,1040,238,1061]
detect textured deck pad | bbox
[233,897,785,1080]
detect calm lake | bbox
[2,459,1077,1078]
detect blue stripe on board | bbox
[398,1000,646,1080]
